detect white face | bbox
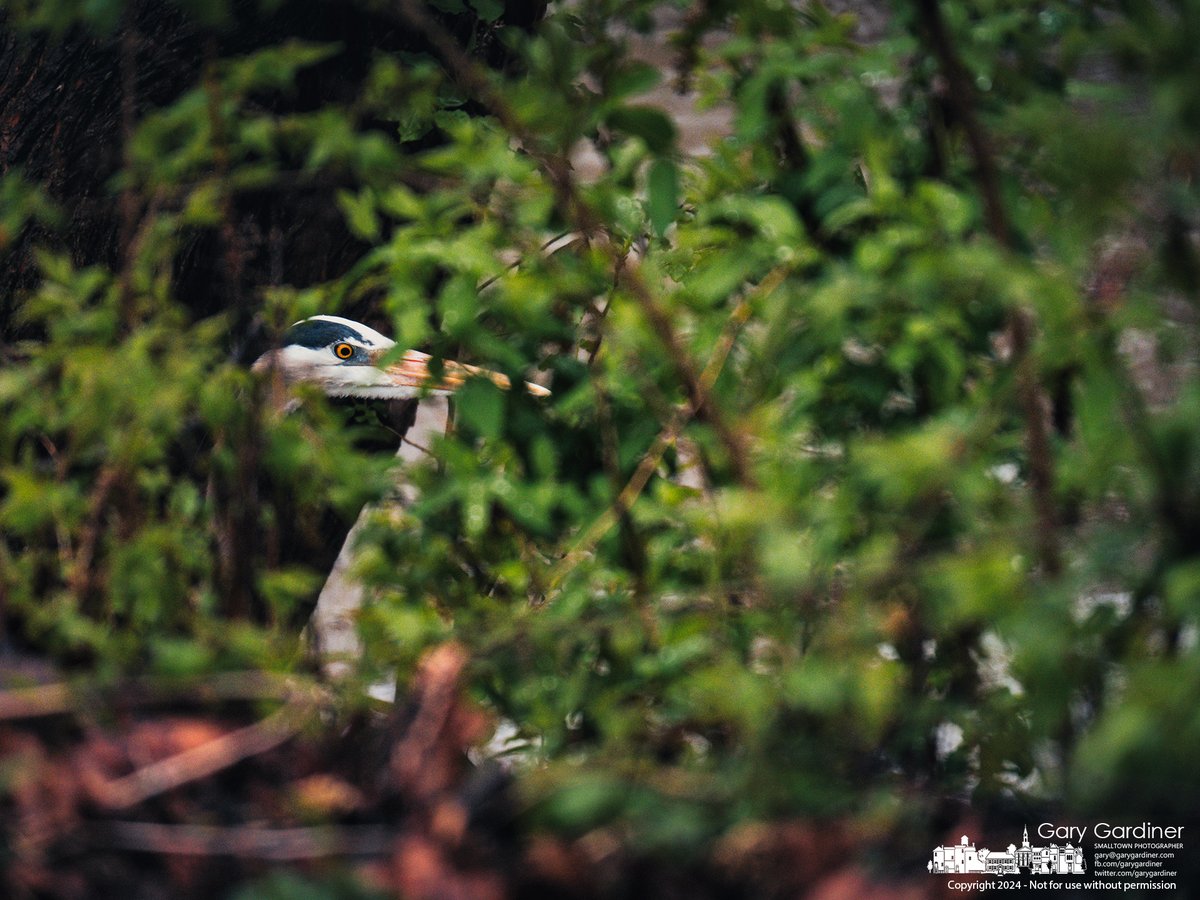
[254,315,422,399]
[254,314,549,400]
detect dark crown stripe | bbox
[282,319,372,349]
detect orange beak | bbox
[374,348,551,397]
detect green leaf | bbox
[468,0,504,22]
[172,0,232,27]
[646,158,678,237]
[81,0,123,33]
[455,378,505,441]
[606,105,678,154]
[336,189,380,241]
[608,61,662,99]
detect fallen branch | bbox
[83,698,310,810]
[0,672,313,722]
[93,821,393,859]
[0,682,73,721]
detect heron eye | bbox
[334,342,355,360]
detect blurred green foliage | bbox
[3,0,1200,882]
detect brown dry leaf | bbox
[389,833,506,900]
[2,731,82,862]
[290,773,365,817]
[389,643,476,801]
[522,835,591,890]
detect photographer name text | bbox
[1036,823,1184,845]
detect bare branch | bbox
[84,698,310,810]
[547,267,788,590]
[93,821,392,859]
[0,672,313,721]
[915,0,1061,575]
[68,463,122,608]
[392,0,757,487]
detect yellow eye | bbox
[334,342,355,360]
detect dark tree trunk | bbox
[0,0,546,347]
[0,0,544,626]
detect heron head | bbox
[252,314,550,399]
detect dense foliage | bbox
[3,0,1200,894]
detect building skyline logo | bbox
[928,826,1086,876]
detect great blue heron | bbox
[252,314,549,401]
[253,314,549,685]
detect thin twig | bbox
[38,434,77,571]
[401,435,434,457]
[476,230,580,293]
[68,464,122,607]
[586,242,628,367]
[546,267,787,590]
[915,0,1061,575]
[547,413,687,591]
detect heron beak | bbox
[375,349,551,397]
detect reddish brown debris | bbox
[0,643,507,899]
[1,645,963,899]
